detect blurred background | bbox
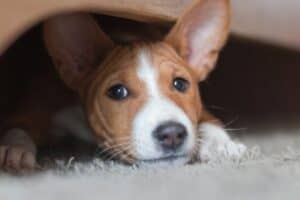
[203,0,300,133]
[232,0,300,49]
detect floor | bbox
[1,127,300,200]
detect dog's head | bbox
[44,0,230,165]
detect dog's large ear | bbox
[44,13,114,90]
[165,0,230,81]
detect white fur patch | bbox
[199,122,247,161]
[132,51,195,160]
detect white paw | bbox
[198,123,247,162]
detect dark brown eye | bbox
[173,77,189,92]
[107,84,130,100]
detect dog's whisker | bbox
[224,117,240,128]
[114,137,132,142]
[96,142,132,156]
[96,147,116,157]
[97,144,131,156]
[106,145,133,161]
[199,119,220,125]
[97,136,131,148]
[96,145,118,155]
[97,136,131,149]
[104,142,133,155]
[106,150,123,161]
[225,128,247,132]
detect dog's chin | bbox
[136,155,191,168]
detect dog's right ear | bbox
[165,0,230,82]
[44,13,114,90]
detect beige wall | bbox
[0,0,299,53]
[232,0,300,49]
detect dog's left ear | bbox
[165,0,230,81]
[44,13,114,90]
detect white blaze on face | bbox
[132,50,195,160]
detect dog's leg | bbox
[0,107,60,173]
[0,128,37,172]
[0,102,64,173]
[198,110,247,162]
[0,69,77,173]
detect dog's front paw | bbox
[198,123,247,162]
[0,128,37,173]
[0,145,36,172]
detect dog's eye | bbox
[173,77,189,92]
[107,84,130,100]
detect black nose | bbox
[153,121,187,152]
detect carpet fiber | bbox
[1,129,300,200]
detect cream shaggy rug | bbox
[1,127,300,200]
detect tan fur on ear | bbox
[165,0,231,81]
[44,13,114,90]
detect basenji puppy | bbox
[0,0,246,172]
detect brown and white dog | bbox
[0,0,246,172]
